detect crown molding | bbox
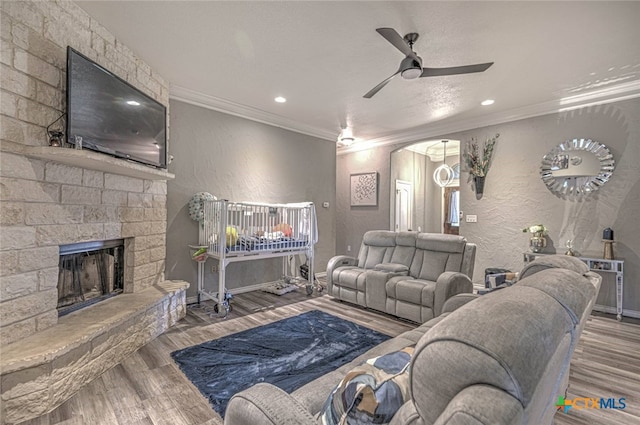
[404,141,460,162]
[169,85,337,142]
[169,80,640,155]
[338,79,640,155]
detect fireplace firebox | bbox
[58,239,125,316]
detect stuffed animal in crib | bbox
[273,223,293,238]
[226,226,238,246]
[209,226,239,247]
[262,231,285,240]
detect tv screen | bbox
[66,47,167,168]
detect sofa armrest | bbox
[461,242,477,280]
[374,263,410,274]
[224,383,317,425]
[326,255,358,288]
[433,272,473,317]
[441,293,480,314]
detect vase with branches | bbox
[463,133,499,196]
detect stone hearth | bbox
[0,280,188,424]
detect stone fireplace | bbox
[0,2,188,423]
[0,0,177,345]
[0,155,174,342]
[0,147,191,424]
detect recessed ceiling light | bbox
[481,99,495,106]
[126,100,141,106]
[274,96,287,103]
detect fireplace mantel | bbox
[5,143,175,181]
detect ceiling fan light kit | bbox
[364,27,494,98]
[400,60,422,79]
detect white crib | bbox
[193,200,317,317]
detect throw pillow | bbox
[319,346,414,425]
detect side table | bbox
[523,252,624,321]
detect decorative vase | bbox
[530,235,546,253]
[474,176,485,195]
[565,239,575,256]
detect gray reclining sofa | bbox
[224,255,601,425]
[327,230,477,323]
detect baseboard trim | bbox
[593,304,640,320]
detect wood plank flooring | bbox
[17,291,640,425]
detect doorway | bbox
[443,186,460,235]
[389,140,460,234]
[395,180,413,231]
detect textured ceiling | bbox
[76,1,640,150]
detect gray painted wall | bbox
[337,98,640,314]
[166,100,336,299]
[337,149,390,256]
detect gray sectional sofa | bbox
[326,231,477,323]
[224,255,601,425]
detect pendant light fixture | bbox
[433,140,455,187]
[338,127,354,146]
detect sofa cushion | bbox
[411,250,452,281]
[358,231,397,269]
[389,232,417,267]
[389,279,435,308]
[395,231,418,247]
[415,233,466,253]
[363,230,398,246]
[409,234,467,281]
[385,278,437,323]
[332,267,367,291]
[319,346,414,425]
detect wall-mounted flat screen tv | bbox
[66,47,167,168]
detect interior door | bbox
[395,180,413,231]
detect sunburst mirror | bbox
[540,138,615,198]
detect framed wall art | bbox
[350,172,378,206]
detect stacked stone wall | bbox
[1,1,170,345]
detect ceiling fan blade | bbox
[363,69,401,98]
[376,28,420,62]
[420,62,493,77]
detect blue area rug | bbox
[171,310,390,417]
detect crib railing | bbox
[200,200,315,256]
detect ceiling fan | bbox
[363,28,494,99]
